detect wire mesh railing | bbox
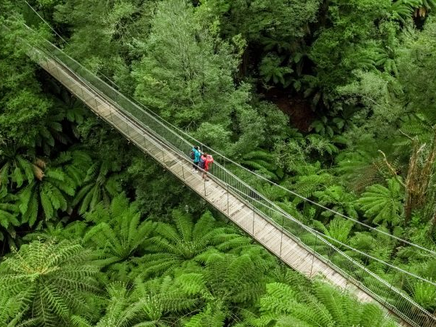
[22,27,436,327]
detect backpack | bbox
[190,150,195,160]
[199,157,206,169]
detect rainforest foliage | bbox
[1,0,436,326]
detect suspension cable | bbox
[224,182,436,287]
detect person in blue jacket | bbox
[191,146,201,172]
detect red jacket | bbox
[205,154,214,171]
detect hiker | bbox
[191,146,201,172]
[200,153,214,181]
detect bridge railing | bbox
[29,33,436,327]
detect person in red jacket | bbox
[200,153,214,181]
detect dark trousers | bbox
[193,161,199,170]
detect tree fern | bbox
[241,149,284,181]
[335,150,386,193]
[83,194,155,263]
[411,281,436,311]
[19,167,76,226]
[314,185,359,220]
[203,252,267,306]
[33,112,69,155]
[291,165,333,199]
[78,276,200,327]
[52,150,92,188]
[356,178,404,226]
[391,0,436,21]
[135,210,248,277]
[0,239,101,326]
[184,303,226,327]
[0,289,39,327]
[0,142,41,189]
[73,158,122,215]
[0,187,20,243]
[175,251,271,326]
[313,217,354,245]
[250,281,398,327]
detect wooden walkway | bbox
[36,53,415,326]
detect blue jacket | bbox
[192,147,201,163]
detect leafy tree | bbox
[308,0,402,112]
[53,0,156,89]
[132,0,267,154]
[0,17,53,146]
[199,0,321,89]
[0,239,101,326]
[398,19,436,123]
[127,156,204,216]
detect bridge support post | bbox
[252,208,255,236]
[226,184,229,215]
[182,163,185,180]
[310,234,317,278]
[279,214,285,258]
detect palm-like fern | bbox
[73,158,122,215]
[313,185,359,220]
[0,187,20,243]
[72,277,200,327]
[0,291,38,327]
[356,178,404,226]
[335,150,386,193]
[249,281,398,327]
[51,150,92,188]
[33,112,68,155]
[0,239,101,326]
[203,252,268,305]
[290,162,333,199]
[83,194,155,263]
[19,167,76,226]
[135,210,250,277]
[391,0,436,21]
[0,142,43,189]
[178,252,270,326]
[313,217,354,245]
[241,149,284,181]
[411,281,436,311]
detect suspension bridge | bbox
[18,26,436,327]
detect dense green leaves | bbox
[357,179,404,225]
[135,210,250,277]
[0,239,101,326]
[250,281,398,327]
[2,0,436,325]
